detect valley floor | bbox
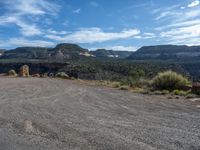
[0,77,200,150]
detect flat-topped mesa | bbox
[19,65,30,77]
[128,45,200,60]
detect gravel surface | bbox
[0,77,200,150]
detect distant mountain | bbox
[50,43,91,59]
[1,43,91,60]
[128,45,200,60]
[91,49,132,59]
[0,49,5,56]
[0,44,132,60]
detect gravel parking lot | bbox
[0,77,200,150]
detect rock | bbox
[49,73,54,78]
[56,72,70,79]
[41,73,48,78]
[19,65,29,77]
[8,69,17,77]
[32,74,40,77]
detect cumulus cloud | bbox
[45,28,140,43]
[187,0,200,8]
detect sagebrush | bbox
[152,70,190,91]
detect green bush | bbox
[152,70,190,91]
[172,89,190,96]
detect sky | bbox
[0,0,200,51]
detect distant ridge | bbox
[0,43,132,60]
[128,45,200,60]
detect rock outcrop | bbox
[19,65,29,77]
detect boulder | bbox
[19,65,29,77]
[32,74,40,77]
[8,69,17,77]
[56,72,70,79]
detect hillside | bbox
[0,43,132,60]
[0,49,5,56]
[1,43,90,60]
[128,45,200,60]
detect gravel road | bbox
[0,77,200,150]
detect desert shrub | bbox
[8,69,17,76]
[121,77,151,89]
[119,85,129,90]
[162,90,170,95]
[120,77,133,86]
[133,79,151,88]
[110,82,121,88]
[173,89,190,96]
[152,70,190,91]
[32,74,40,77]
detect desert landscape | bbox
[0,77,200,150]
[1,0,200,149]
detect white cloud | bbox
[90,45,137,51]
[0,0,60,37]
[90,1,99,7]
[155,19,200,30]
[188,0,200,8]
[2,0,60,16]
[160,24,200,45]
[0,38,55,48]
[73,8,81,14]
[107,46,137,51]
[143,32,156,39]
[45,28,140,43]
[153,3,200,46]
[47,29,68,35]
[16,20,43,36]
[153,5,181,20]
[0,16,42,36]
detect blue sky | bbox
[0,0,200,51]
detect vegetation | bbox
[172,89,191,96]
[152,70,190,91]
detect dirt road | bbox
[0,77,199,150]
